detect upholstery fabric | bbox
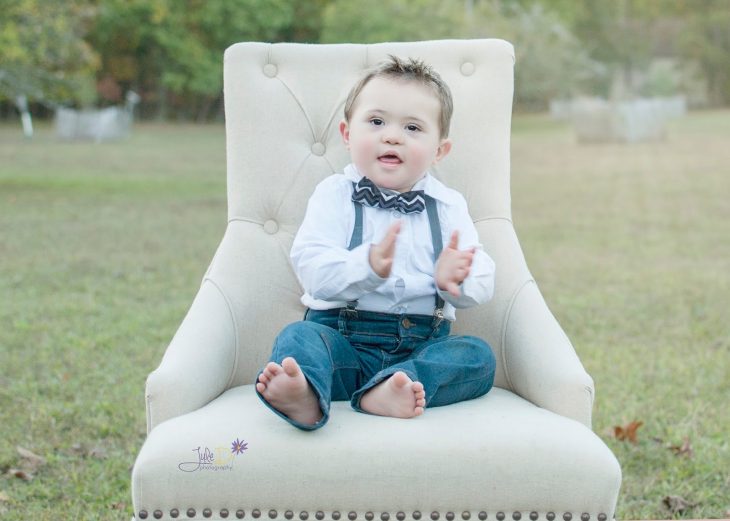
[133,39,621,520]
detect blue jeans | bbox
[255,308,496,430]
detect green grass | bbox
[1,112,729,519]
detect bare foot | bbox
[256,357,323,425]
[359,371,426,418]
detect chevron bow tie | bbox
[351,177,426,214]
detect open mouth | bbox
[378,154,402,165]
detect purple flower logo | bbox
[231,438,248,455]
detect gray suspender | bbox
[347,183,446,321]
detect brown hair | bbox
[343,55,453,139]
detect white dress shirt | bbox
[291,164,496,321]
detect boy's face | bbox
[339,76,452,193]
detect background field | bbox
[1,112,729,519]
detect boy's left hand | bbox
[435,231,475,298]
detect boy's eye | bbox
[406,124,421,132]
[369,118,384,126]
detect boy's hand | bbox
[435,231,475,297]
[369,221,401,278]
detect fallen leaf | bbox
[662,495,696,514]
[16,446,46,469]
[668,437,693,458]
[88,445,108,460]
[613,421,643,444]
[0,491,9,502]
[7,469,33,482]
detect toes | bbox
[255,382,266,393]
[265,362,282,376]
[390,371,410,388]
[415,398,425,407]
[414,406,424,416]
[411,381,424,393]
[281,357,301,377]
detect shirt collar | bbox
[343,163,459,205]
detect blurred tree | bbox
[0,0,99,106]
[89,0,329,121]
[679,2,730,106]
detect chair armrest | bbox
[502,279,595,428]
[145,279,238,433]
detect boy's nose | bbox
[382,128,403,144]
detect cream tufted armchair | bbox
[131,39,621,521]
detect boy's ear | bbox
[433,138,452,164]
[339,120,350,148]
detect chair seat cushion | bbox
[132,386,620,519]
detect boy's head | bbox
[340,56,454,192]
[344,55,454,139]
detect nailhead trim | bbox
[133,509,613,521]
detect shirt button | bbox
[391,210,402,218]
[401,318,413,329]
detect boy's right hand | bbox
[369,221,401,278]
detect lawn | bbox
[1,111,729,520]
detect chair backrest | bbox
[213,40,518,388]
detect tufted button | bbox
[139,511,149,520]
[413,512,422,520]
[462,513,471,520]
[204,509,213,518]
[478,513,487,521]
[187,508,196,518]
[397,513,406,521]
[311,142,326,156]
[563,514,572,521]
[431,512,439,520]
[154,510,163,519]
[221,510,229,519]
[513,514,521,521]
[546,514,555,521]
[581,515,589,521]
[366,513,374,521]
[446,513,455,521]
[349,513,357,520]
[285,512,294,520]
[270,510,278,519]
[460,62,475,76]
[497,513,505,521]
[237,510,246,519]
[253,510,261,519]
[263,220,279,234]
[597,516,606,521]
[530,514,538,521]
[381,514,390,521]
[300,512,309,520]
[171,509,180,518]
[263,63,278,77]
[316,512,325,520]
[333,513,341,520]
